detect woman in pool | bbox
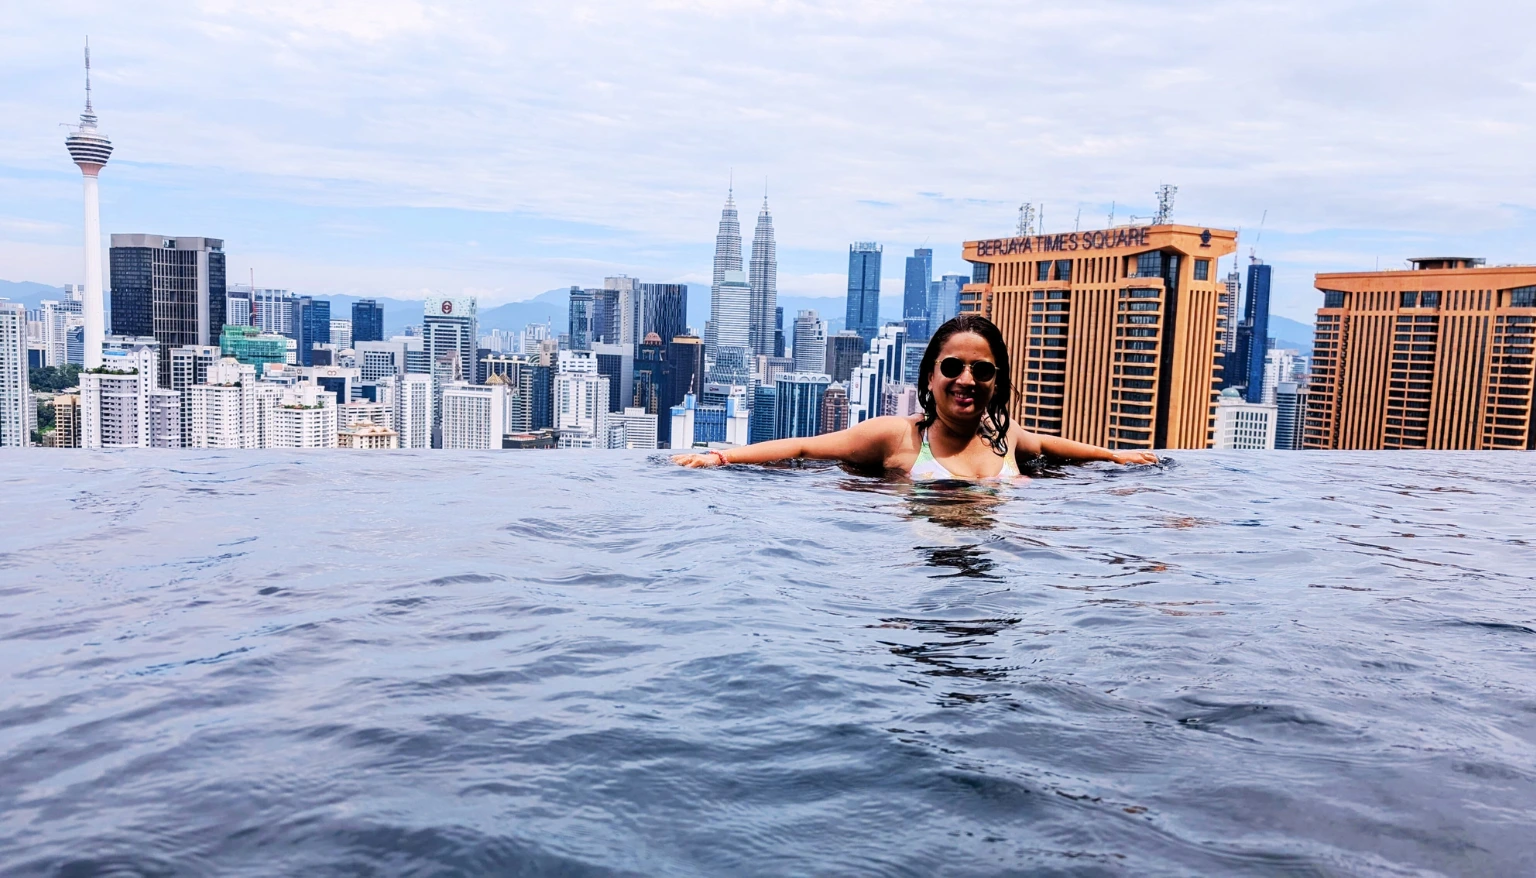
[673,315,1157,478]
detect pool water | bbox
[1,451,1534,875]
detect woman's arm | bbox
[673,417,907,468]
[1013,425,1158,465]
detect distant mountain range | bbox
[1,278,1313,351]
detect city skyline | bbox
[7,5,1536,324]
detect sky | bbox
[4,1,1536,323]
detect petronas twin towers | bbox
[706,185,776,361]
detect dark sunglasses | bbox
[938,357,997,382]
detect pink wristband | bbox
[709,450,729,466]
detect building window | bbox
[1400,291,1417,308]
[1194,259,1210,281]
[1512,287,1536,307]
[1037,262,1050,282]
[1055,260,1072,282]
[1420,291,1440,308]
[1136,252,1163,278]
[1323,291,1346,309]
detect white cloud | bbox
[4,0,1536,313]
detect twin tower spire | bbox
[708,181,777,358]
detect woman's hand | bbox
[1109,450,1159,465]
[672,452,725,468]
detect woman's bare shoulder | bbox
[1009,422,1044,455]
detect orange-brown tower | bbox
[960,224,1238,450]
[1304,258,1536,450]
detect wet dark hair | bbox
[916,315,1012,455]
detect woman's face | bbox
[930,331,996,423]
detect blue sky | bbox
[4,0,1536,323]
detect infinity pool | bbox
[1,451,1533,875]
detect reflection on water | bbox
[2,450,1536,876]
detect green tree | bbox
[28,364,81,392]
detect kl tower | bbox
[64,40,113,369]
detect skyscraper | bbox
[352,299,384,343]
[824,331,865,383]
[846,243,883,343]
[775,372,831,439]
[0,302,27,447]
[568,287,595,351]
[423,296,478,441]
[904,248,933,341]
[604,276,639,347]
[171,345,221,446]
[1305,258,1536,450]
[929,274,966,330]
[109,235,227,387]
[1274,382,1307,451]
[330,318,353,351]
[708,187,744,355]
[65,43,111,370]
[792,310,827,374]
[292,297,331,367]
[749,385,777,444]
[711,269,752,375]
[663,336,704,447]
[749,198,778,357]
[849,324,906,424]
[1238,260,1273,404]
[820,382,850,435]
[637,284,687,353]
[959,223,1239,450]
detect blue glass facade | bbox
[845,244,883,343]
[749,386,777,444]
[775,374,830,439]
[352,299,384,343]
[295,297,331,367]
[904,248,932,341]
[568,287,594,351]
[694,406,727,444]
[1243,263,1272,404]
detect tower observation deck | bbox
[65,43,113,174]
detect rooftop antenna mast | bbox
[1107,201,1116,227]
[1153,184,1177,225]
[1074,205,1082,232]
[1016,203,1035,237]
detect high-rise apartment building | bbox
[775,372,831,439]
[713,269,752,356]
[849,324,906,424]
[394,373,433,449]
[708,187,744,355]
[441,382,507,450]
[54,393,82,448]
[904,248,933,341]
[592,342,633,414]
[792,311,827,374]
[1304,258,1536,450]
[961,224,1239,450]
[249,288,295,337]
[1213,388,1277,449]
[109,235,227,387]
[423,297,478,383]
[555,351,611,448]
[0,302,28,447]
[609,407,659,449]
[171,345,220,446]
[79,338,181,448]
[351,299,383,343]
[268,382,338,448]
[824,331,865,384]
[846,243,883,343]
[226,289,252,327]
[1220,258,1242,360]
[820,383,850,435]
[603,276,639,347]
[186,359,272,449]
[329,319,353,351]
[749,198,778,357]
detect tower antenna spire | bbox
[85,38,92,113]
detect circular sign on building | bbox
[441,301,453,315]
